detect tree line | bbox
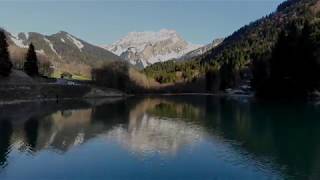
[143,60,202,84]
[0,30,39,77]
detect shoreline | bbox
[0,95,128,106]
[0,92,253,106]
[138,92,254,97]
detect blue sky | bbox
[0,0,284,45]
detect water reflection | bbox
[0,120,12,167]
[106,99,205,155]
[0,97,319,179]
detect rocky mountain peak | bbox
[103,29,202,68]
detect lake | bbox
[0,96,319,180]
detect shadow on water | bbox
[24,117,39,150]
[0,96,319,179]
[0,120,12,168]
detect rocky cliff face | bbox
[178,38,224,61]
[103,29,202,68]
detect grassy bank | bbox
[0,70,125,103]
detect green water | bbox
[0,96,319,180]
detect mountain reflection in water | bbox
[0,96,319,180]
[106,99,205,155]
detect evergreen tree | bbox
[268,30,293,96]
[251,53,269,95]
[219,60,238,90]
[0,31,12,77]
[297,22,318,93]
[254,21,320,98]
[24,43,39,76]
[205,68,219,92]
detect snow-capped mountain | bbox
[4,29,122,77]
[103,29,202,68]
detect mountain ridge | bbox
[103,29,202,68]
[177,38,224,61]
[2,29,123,78]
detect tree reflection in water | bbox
[0,120,12,167]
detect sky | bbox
[0,0,284,45]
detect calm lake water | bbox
[0,96,319,180]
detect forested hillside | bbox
[144,0,320,95]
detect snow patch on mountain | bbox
[108,29,181,54]
[10,33,28,48]
[44,38,61,59]
[147,45,199,64]
[24,32,29,40]
[66,34,84,51]
[103,29,202,67]
[36,49,45,55]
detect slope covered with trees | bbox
[199,0,320,89]
[143,0,320,96]
[144,60,202,84]
[252,21,320,98]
